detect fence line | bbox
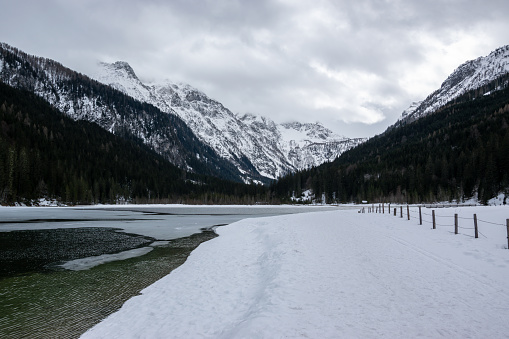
[361,204,508,248]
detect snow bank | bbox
[81,206,509,338]
[489,192,507,206]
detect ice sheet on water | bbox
[0,204,339,240]
[59,247,153,271]
[149,241,170,246]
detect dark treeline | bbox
[0,82,272,205]
[272,76,509,205]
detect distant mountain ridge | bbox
[399,45,509,124]
[91,61,365,179]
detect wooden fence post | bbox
[506,219,509,249]
[383,203,385,214]
[473,214,478,239]
[394,208,396,216]
[432,210,436,229]
[407,205,410,220]
[419,206,422,225]
[454,214,458,234]
[400,206,403,218]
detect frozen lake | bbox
[0,204,343,338]
[0,204,339,239]
[0,205,340,277]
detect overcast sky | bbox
[2,0,508,138]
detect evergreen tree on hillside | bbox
[272,74,509,204]
[0,82,272,205]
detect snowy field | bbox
[81,206,509,338]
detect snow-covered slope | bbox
[277,122,365,169]
[400,45,509,123]
[95,61,160,107]
[82,206,509,338]
[91,62,365,179]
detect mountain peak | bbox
[399,45,509,123]
[99,61,139,81]
[91,61,158,105]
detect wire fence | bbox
[360,203,509,248]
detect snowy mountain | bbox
[276,121,365,169]
[0,43,248,182]
[399,45,509,123]
[91,61,364,179]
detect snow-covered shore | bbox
[82,206,509,338]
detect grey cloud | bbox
[1,0,509,138]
